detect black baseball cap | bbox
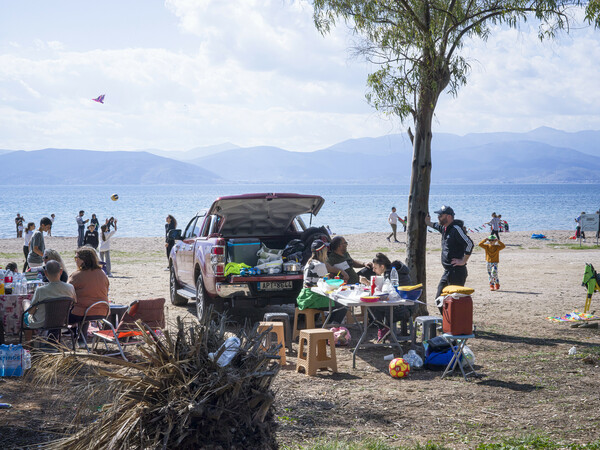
[434,205,455,216]
[311,239,329,252]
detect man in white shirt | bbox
[387,207,400,242]
[23,260,76,341]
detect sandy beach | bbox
[1,230,600,447]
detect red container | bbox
[442,295,473,335]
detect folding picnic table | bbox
[311,287,415,368]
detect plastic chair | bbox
[72,300,110,352]
[20,297,74,346]
[91,298,165,361]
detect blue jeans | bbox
[77,226,85,247]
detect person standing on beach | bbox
[27,217,52,268]
[425,205,474,301]
[90,214,99,232]
[479,235,506,291]
[402,216,407,232]
[48,213,55,236]
[165,215,177,268]
[98,218,117,277]
[575,212,586,240]
[83,224,99,250]
[387,207,400,242]
[22,222,35,272]
[15,213,25,238]
[486,212,501,238]
[76,211,88,247]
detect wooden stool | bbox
[257,321,286,365]
[296,329,337,376]
[292,308,325,341]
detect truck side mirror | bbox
[168,229,182,241]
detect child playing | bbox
[83,224,99,250]
[479,235,506,290]
[98,218,117,277]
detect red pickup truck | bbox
[168,193,330,321]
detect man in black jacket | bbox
[426,205,474,301]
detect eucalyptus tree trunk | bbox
[406,105,434,316]
[406,61,450,315]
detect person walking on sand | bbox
[479,235,506,291]
[27,217,53,268]
[425,205,474,303]
[98,218,117,277]
[76,211,89,247]
[15,213,25,238]
[387,207,401,243]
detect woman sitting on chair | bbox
[359,253,415,342]
[296,240,348,325]
[68,246,109,345]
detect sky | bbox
[1,0,600,152]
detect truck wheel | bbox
[170,266,188,306]
[196,273,213,322]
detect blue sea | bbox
[0,184,598,238]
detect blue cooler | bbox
[227,239,261,266]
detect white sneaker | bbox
[164,267,169,271]
[107,273,114,277]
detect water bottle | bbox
[390,267,399,288]
[208,336,241,367]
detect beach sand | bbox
[1,231,600,447]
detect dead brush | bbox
[28,310,282,449]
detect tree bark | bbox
[406,100,435,316]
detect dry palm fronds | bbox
[29,310,281,449]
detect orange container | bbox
[442,295,473,335]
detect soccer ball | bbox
[110,194,119,201]
[389,357,410,378]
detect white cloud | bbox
[1,2,600,152]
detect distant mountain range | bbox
[2,127,600,184]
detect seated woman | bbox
[68,246,110,345]
[359,253,415,341]
[296,240,347,325]
[42,249,69,283]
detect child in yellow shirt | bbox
[479,235,506,291]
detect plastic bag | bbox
[209,337,241,367]
[0,344,24,377]
[402,349,423,369]
[463,345,475,365]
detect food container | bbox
[360,296,380,303]
[325,279,344,287]
[283,261,302,274]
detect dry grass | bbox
[28,312,282,449]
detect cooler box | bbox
[442,295,473,335]
[227,239,261,266]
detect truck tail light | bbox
[211,239,226,277]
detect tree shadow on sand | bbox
[476,379,540,392]
[476,330,599,349]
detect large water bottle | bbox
[208,336,241,367]
[390,267,399,288]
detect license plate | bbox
[258,281,293,291]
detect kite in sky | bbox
[92,94,105,104]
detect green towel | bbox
[224,262,251,277]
